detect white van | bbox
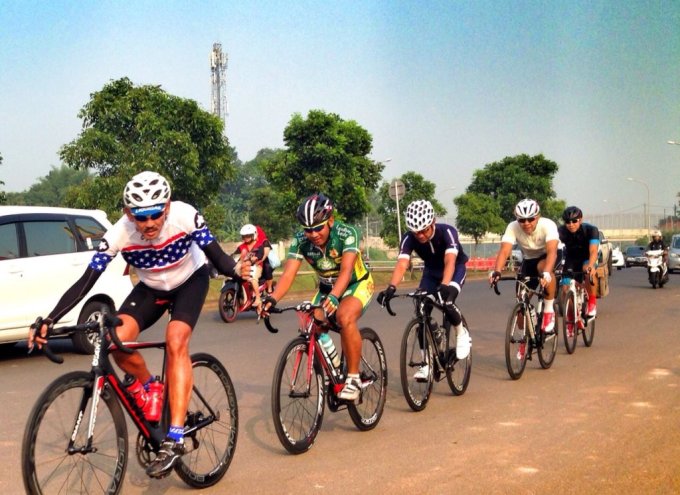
[0,206,133,353]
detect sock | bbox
[588,294,596,304]
[346,373,360,383]
[454,323,464,334]
[544,299,554,313]
[168,425,184,443]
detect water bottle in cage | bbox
[319,332,340,368]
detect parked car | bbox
[668,234,680,273]
[0,206,133,353]
[611,246,625,270]
[624,245,647,267]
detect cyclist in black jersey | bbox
[377,200,471,373]
[28,171,250,478]
[260,193,374,401]
[558,206,599,317]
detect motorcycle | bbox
[645,249,668,289]
[218,274,273,323]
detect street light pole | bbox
[627,177,651,238]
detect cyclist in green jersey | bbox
[260,193,374,401]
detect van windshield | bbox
[673,237,680,249]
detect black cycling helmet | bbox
[562,206,583,222]
[296,193,334,227]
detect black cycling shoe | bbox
[146,438,185,478]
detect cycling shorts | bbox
[561,258,597,284]
[119,264,210,331]
[312,273,374,314]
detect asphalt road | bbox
[2,267,679,494]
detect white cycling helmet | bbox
[514,198,540,219]
[405,200,435,232]
[123,171,171,210]
[240,224,257,238]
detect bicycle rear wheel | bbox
[400,318,435,411]
[174,353,238,488]
[446,316,471,395]
[505,304,529,380]
[22,371,128,495]
[562,289,578,354]
[271,337,325,454]
[537,308,558,368]
[347,327,388,430]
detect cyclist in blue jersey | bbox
[558,206,600,317]
[377,200,471,378]
[28,171,250,478]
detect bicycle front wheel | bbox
[446,316,471,396]
[582,298,596,347]
[22,371,128,495]
[505,304,529,380]
[562,289,578,354]
[537,308,558,369]
[347,327,388,431]
[174,353,239,488]
[400,318,435,411]
[271,337,325,454]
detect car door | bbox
[0,216,89,339]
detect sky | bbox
[1,0,679,221]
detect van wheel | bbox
[72,302,113,354]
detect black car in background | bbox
[624,245,647,267]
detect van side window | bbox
[23,220,77,257]
[0,223,19,260]
[673,237,680,249]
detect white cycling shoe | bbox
[456,327,471,359]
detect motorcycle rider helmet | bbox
[562,206,583,222]
[240,224,258,239]
[514,199,540,219]
[123,171,171,213]
[652,230,662,239]
[296,193,334,228]
[405,200,435,232]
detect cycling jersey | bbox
[93,201,213,291]
[398,223,469,292]
[501,217,559,259]
[288,220,369,287]
[558,222,600,265]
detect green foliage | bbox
[7,165,90,206]
[263,110,383,225]
[59,77,236,218]
[377,171,446,247]
[540,198,567,224]
[467,154,560,223]
[454,192,506,241]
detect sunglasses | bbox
[133,210,165,222]
[564,218,581,224]
[303,221,328,233]
[517,217,536,224]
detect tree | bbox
[59,77,236,218]
[454,192,506,245]
[377,171,446,247]
[10,165,90,207]
[467,154,561,223]
[263,110,383,224]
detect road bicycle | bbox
[22,310,238,494]
[383,289,471,411]
[560,269,595,353]
[264,302,387,454]
[492,276,559,380]
[218,273,272,323]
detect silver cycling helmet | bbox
[514,198,540,219]
[240,224,257,238]
[405,200,435,232]
[123,171,171,210]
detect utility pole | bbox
[210,43,228,131]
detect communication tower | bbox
[210,42,228,130]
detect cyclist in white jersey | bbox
[489,199,559,333]
[29,171,250,478]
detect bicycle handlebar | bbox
[260,302,326,334]
[382,289,451,317]
[490,276,546,296]
[30,310,127,364]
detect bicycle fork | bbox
[67,374,106,455]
